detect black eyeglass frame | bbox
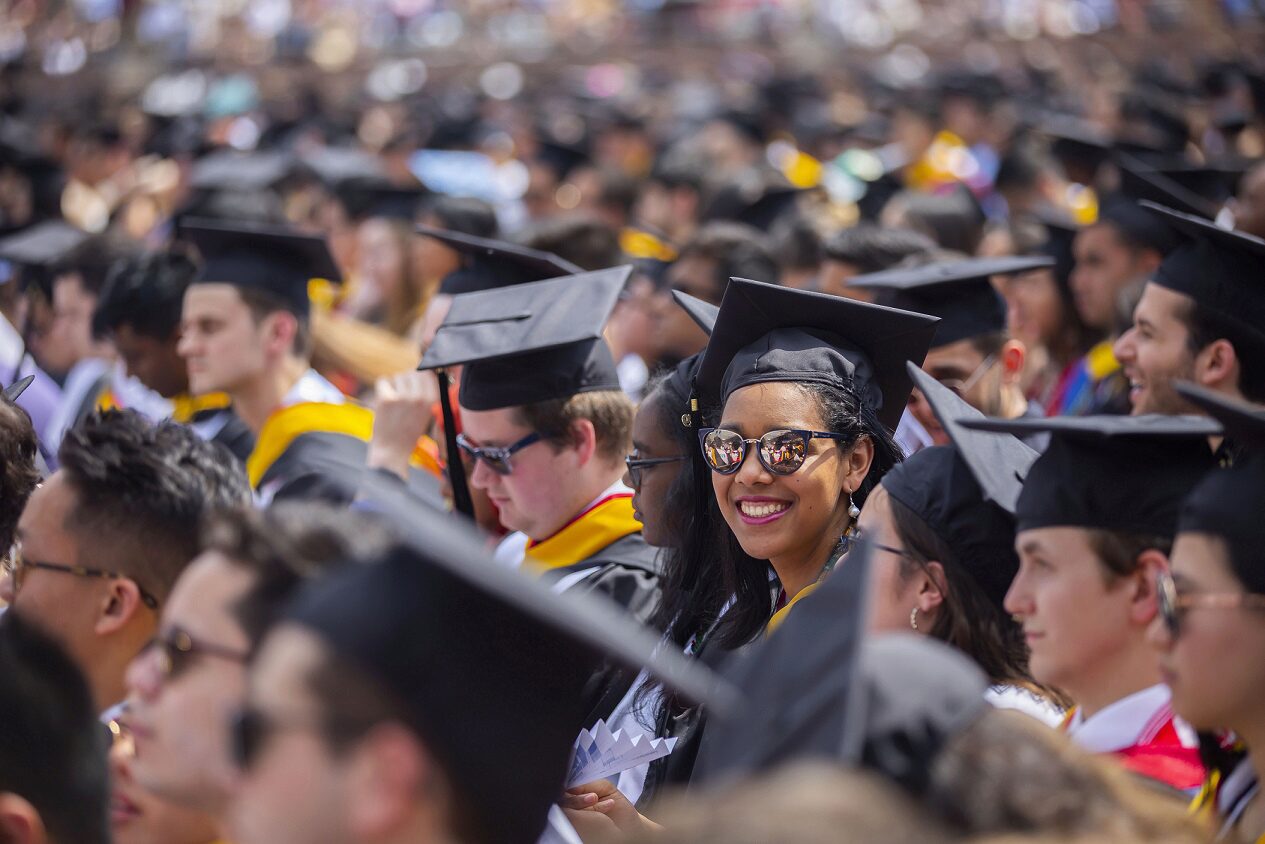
[3,547,160,610]
[455,431,543,476]
[624,453,687,488]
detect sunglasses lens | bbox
[760,430,808,474]
[702,430,745,474]
[1159,575,1180,637]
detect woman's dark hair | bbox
[710,379,903,651]
[885,493,1034,688]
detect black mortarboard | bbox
[1155,161,1249,206]
[671,289,720,335]
[880,365,1039,610]
[695,278,939,431]
[416,226,582,295]
[702,169,806,232]
[1117,156,1220,221]
[287,475,729,844]
[0,221,90,273]
[848,256,1049,348]
[420,266,631,411]
[1175,381,1265,450]
[338,180,426,222]
[180,219,341,315]
[188,150,294,192]
[693,538,989,796]
[960,414,1220,536]
[2,375,34,403]
[299,146,387,189]
[1041,115,1113,180]
[1141,201,1265,337]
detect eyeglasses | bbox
[1157,571,1265,638]
[850,526,914,561]
[3,544,160,610]
[624,452,687,488]
[142,627,250,681]
[230,706,368,771]
[699,427,852,476]
[455,431,542,476]
[928,354,998,398]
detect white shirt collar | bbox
[281,369,344,408]
[1065,684,1175,753]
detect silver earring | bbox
[909,607,919,631]
[848,494,860,520]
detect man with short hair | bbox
[651,222,777,367]
[0,611,110,844]
[93,247,254,462]
[0,409,250,712]
[1114,203,1265,423]
[966,414,1217,795]
[124,503,387,837]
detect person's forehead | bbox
[163,552,256,640]
[457,406,530,441]
[923,339,984,371]
[183,282,247,314]
[17,471,74,537]
[250,625,327,709]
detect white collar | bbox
[281,369,344,408]
[1066,684,1176,753]
[493,480,632,569]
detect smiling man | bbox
[1114,203,1265,440]
[963,414,1219,795]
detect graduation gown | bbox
[171,392,255,465]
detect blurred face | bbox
[2,473,105,670]
[1233,164,1265,239]
[125,552,253,814]
[1114,283,1198,416]
[1007,527,1135,694]
[815,260,876,302]
[608,276,659,362]
[29,273,103,377]
[1070,224,1148,331]
[624,394,687,548]
[111,723,220,844]
[652,256,719,363]
[354,219,407,314]
[413,224,461,291]
[907,339,1001,444]
[461,406,583,540]
[1149,532,1265,732]
[231,626,352,844]
[178,285,269,397]
[711,382,864,566]
[858,486,923,633]
[1002,268,1064,350]
[114,324,188,399]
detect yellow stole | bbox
[169,392,232,424]
[766,581,820,634]
[525,494,642,572]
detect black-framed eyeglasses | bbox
[925,354,998,398]
[1157,570,1265,638]
[3,544,160,610]
[699,427,852,476]
[230,705,369,771]
[142,626,250,681]
[850,526,915,561]
[624,453,687,488]
[455,431,543,476]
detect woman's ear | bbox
[917,560,948,614]
[844,435,875,492]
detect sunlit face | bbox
[1149,532,1265,732]
[858,485,923,633]
[29,273,102,377]
[711,382,864,564]
[1001,268,1064,350]
[652,255,720,362]
[230,626,352,844]
[125,552,253,814]
[1114,283,1198,416]
[355,219,408,316]
[1070,223,1148,331]
[460,406,583,540]
[113,324,188,399]
[907,339,1001,444]
[1006,527,1136,695]
[178,285,269,397]
[625,393,687,548]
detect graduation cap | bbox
[1175,381,1265,450]
[1116,156,1220,221]
[338,179,426,222]
[419,267,631,515]
[692,538,989,795]
[879,365,1039,610]
[286,472,731,844]
[848,256,1050,348]
[188,150,294,192]
[1155,161,1250,206]
[416,225,582,295]
[702,169,806,232]
[1141,201,1265,336]
[671,289,720,335]
[298,146,387,189]
[179,219,341,316]
[959,414,1221,536]
[0,221,93,297]
[1040,115,1113,183]
[2,375,34,403]
[695,277,940,431]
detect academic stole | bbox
[525,494,642,571]
[246,401,442,489]
[169,392,232,424]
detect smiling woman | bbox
[692,278,939,640]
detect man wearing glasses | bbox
[850,255,1054,452]
[121,504,386,840]
[0,410,250,714]
[419,267,661,630]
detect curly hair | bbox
[0,399,39,557]
[57,410,251,603]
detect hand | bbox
[559,780,661,842]
[367,372,439,479]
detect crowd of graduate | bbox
[5,3,1265,844]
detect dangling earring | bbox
[847,493,860,521]
[909,607,919,631]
